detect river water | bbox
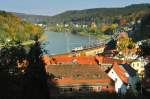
[43,31,101,54]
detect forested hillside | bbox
[0,11,43,43]
[16,4,150,24]
[49,4,150,23]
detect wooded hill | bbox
[0,11,43,43]
[49,3,150,24]
[15,4,150,24]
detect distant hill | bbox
[15,13,50,24]
[49,3,150,24]
[13,3,150,24]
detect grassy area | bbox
[96,34,111,40]
[0,34,47,48]
[0,40,35,47]
[21,40,35,46]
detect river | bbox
[43,31,101,54]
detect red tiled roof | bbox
[44,55,123,66]
[52,56,73,64]
[50,56,97,65]
[75,56,97,65]
[95,55,123,65]
[112,63,128,84]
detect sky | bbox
[0,0,150,16]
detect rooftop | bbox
[48,56,98,65]
[95,55,123,65]
[112,63,128,84]
[46,64,108,80]
[46,64,113,86]
[120,64,137,77]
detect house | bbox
[95,55,124,71]
[43,55,124,72]
[130,59,146,78]
[46,64,115,96]
[108,62,139,95]
[48,55,123,65]
[91,22,97,29]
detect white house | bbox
[108,63,139,95]
[130,58,149,78]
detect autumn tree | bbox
[119,17,127,25]
[0,11,44,43]
[100,23,110,32]
[110,23,118,34]
[117,32,135,58]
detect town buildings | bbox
[43,53,141,95]
[42,32,148,96]
[46,64,115,96]
[108,63,139,95]
[130,59,145,78]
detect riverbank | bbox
[0,34,47,48]
[78,31,111,40]
[47,28,111,41]
[0,40,35,48]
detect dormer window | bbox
[115,78,117,82]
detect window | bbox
[98,86,101,91]
[79,88,82,92]
[132,63,134,67]
[89,87,93,92]
[69,88,73,92]
[115,78,117,82]
[137,63,139,67]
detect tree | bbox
[117,36,130,51]
[119,17,127,25]
[117,33,135,59]
[110,23,118,34]
[0,11,44,43]
[0,39,49,99]
[139,39,150,57]
[100,23,110,33]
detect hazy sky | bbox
[0,0,149,16]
